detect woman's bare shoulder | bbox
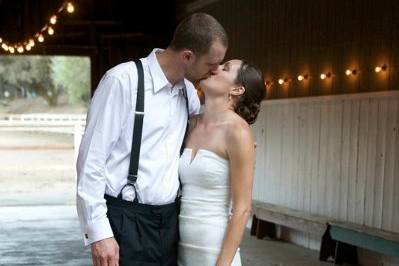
[222,113,251,145]
[226,113,251,133]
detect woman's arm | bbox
[216,121,255,266]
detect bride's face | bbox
[199,59,243,97]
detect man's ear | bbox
[181,50,196,64]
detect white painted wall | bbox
[251,91,399,265]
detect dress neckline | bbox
[184,148,228,165]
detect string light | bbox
[345,69,358,76]
[278,78,290,85]
[375,64,387,73]
[265,64,392,89]
[67,2,75,13]
[37,34,44,43]
[38,34,44,43]
[50,15,57,25]
[48,27,55,35]
[0,1,75,54]
[297,74,309,81]
[320,72,332,80]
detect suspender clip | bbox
[127,174,138,183]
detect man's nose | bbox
[210,65,221,75]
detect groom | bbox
[76,13,228,266]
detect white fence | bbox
[0,113,86,160]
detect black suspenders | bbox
[117,59,189,202]
[180,86,190,156]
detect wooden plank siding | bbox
[251,91,399,252]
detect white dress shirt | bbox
[76,48,201,246]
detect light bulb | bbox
[320,73,326,80]
[38,34,44,42]
[375,64,387,73]
[9,47,15,53]
[67,2,75,13]
[0,38,2,43]
[298,75,304,81]
[278,78,284,85]
[48,27,54,35]
[1,43,8,51]
[345,69,352,76]
[50,15,57,25]
[25,44,31,51]
[17,46,24,53]
[29,39,35,47]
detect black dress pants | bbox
[105,194,179,266]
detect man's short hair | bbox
[169,13,228,56]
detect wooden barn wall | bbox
[185,0,399,100]
[251,91,399,264]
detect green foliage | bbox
[0,55,90,106]
[51,56,91,104]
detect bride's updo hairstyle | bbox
[233,61,265,125]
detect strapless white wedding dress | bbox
[178,148,242,266]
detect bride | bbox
[178,59,265,266]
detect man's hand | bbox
[91,237,119,266]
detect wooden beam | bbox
[63,20,122,26]
[100,32,145,39]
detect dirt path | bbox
[0,131,76,206]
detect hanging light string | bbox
[0,1,75,54]
[265,63,393,89]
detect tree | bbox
[0,55,90,107]
[0,56,60,106]
[51,56,90,104]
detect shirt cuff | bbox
[83,217,114,246]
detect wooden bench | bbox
[251,200,399,265]
[250,200,330,255]
[320,221,399,265]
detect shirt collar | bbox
[147,48,185,93]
